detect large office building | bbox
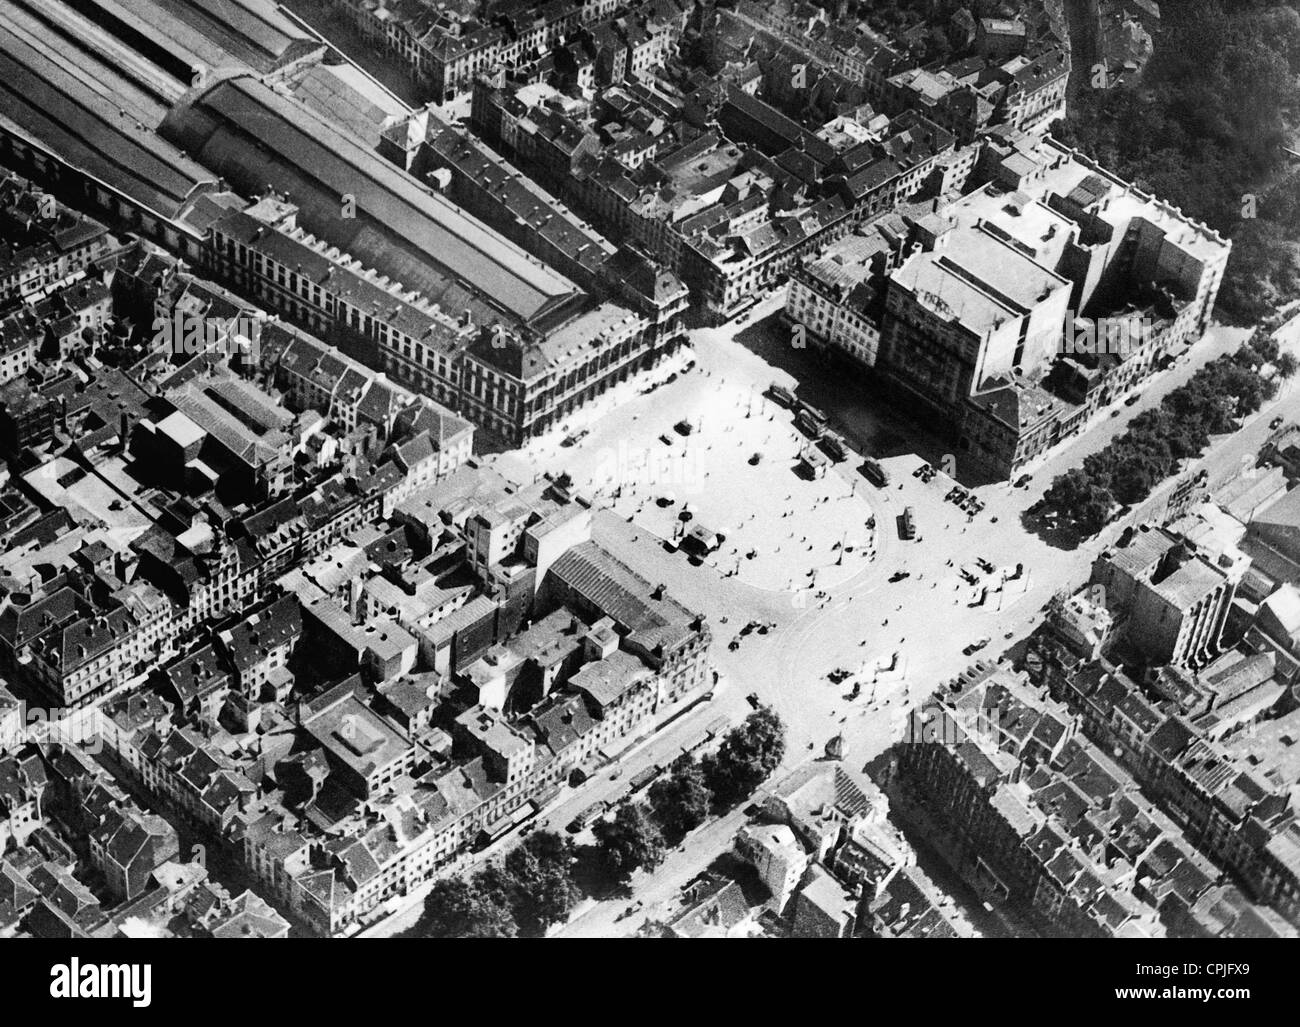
[784,129,1232,478]
[1092,525,1249,670]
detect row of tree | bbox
[1042,334,1294,535]
[591,703,789,880]
[412,706,786,938]
[413,830,580,938]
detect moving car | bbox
[567,801,608,833]
[629,766,661,793]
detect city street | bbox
[469,305,1293,937]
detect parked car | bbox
[900,506,917,540]
[1014,474,1032,488]
[1271,416,1285,430]
[862,458,889,487]
[796,407,828,438]
[821,434,847,462]
[768,384,795,407]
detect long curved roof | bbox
[0,7,215,219]
[164,75,584,327]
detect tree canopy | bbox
[413,830,580,938]
[1053,1,1300,321]
[416,875,518,939]
[648,753,713,840]
[1042,335,1289,534]
[592,802,666,881]
[703,705,788,807]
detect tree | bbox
[504,831,579,935]
[1044,466,1092,512]
[592,802,664,880]
[518,828,575,870]
[648,754,713,839]
[416,876,518,938]
[1111,454,1159,506]
[472,862,516,912]
[1076,482,1116,537]
[704,706,787,807]
[1049,1,1300,323]
[1043,335,1282,531]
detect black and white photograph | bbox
[0,0,1294,1011]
